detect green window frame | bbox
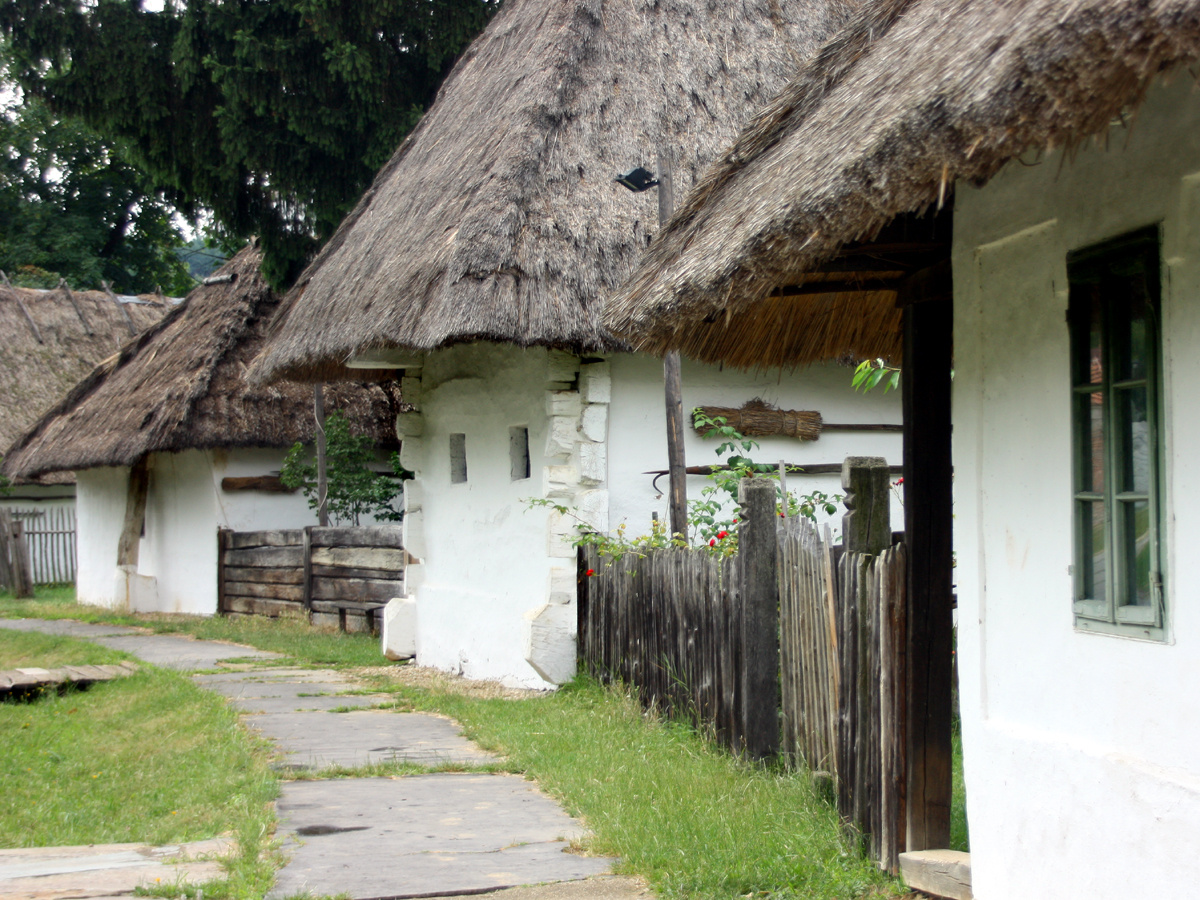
[1067,227,1166,640]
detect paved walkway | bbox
[0,619,616,899]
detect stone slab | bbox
[193,674,384,712]
[0,838,232,899]
[899,849,973,900]
[91,633,279,670]
[269,776,610,899]
[247,710,496,770]
[0,619,142,638]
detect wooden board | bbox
[223,546,304,568]
[227,530,304,550]
[310,599,389,614]
[224,581,306,601]
[223,566,304,585]
[222,595,309,618]
[309,546,405,570]
[309,526,403,549]
[310,578,404,603]
[310,564,399,581]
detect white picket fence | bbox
[5,506,76,585]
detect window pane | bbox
[1077,391,1105,493]
[1078,499,1107,603]
[1113,271,1150,381]
[1117,385,1150,493]
[1074,285,1104,386]
[1121,500,1151,607]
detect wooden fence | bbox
[12,507,77,584]
[217,525,405,633]
[578,457,909,873]
[0,509,34,597]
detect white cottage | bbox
[607,0,1200,897]
[252,0,905,688]
[2,246,402,614]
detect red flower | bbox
[732,518,739,524]
[585,569,596,577]
[708,538,717,547]
[894,477,904,486]
[716,530,729,540]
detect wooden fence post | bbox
[842,457,891,556]
[739,476,780,760]
[0,510,34,598]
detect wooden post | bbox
[902,294,954,852]
[314,384,329,527]
[216,528,229,615]
[739,476,780,760]
[841,457,892,556]
[0,509,32,597]
[657,148,687,538]
[302,525,314,613]
[117,456,151,568]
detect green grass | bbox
[0,628,279,898]
[951,724,969,853]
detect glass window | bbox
[1068,228,1165,638]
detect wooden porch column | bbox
[902,291,954,851]
[117,456,151,568]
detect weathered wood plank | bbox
[223,546,304,568]
[220,475,296,493]
[309,546,405,570]
[308,526,403,549]
[224,581,305,601]
[222,595,308,618]
[0,661,137,692]
[739,477,779,760]
[310,578,404,603]
[226,530,304,550]
[310,599,389,614]
[223,566,303,585]
[116,456,150,568]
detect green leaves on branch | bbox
[0,0,500,287]
[280,411,407,527]
[852,358,901,393]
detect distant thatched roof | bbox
[0,279,172,481]
[2,246,402,483]
[252,0,864,383]
[605,0,1200,368]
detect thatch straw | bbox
[251,0,865,383]
[605,0,1200,368]
[2,245,401,484]
[696,399,822,441]
[0,280,171,478]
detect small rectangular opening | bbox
[509,426,531,481]
[450,433,468,483]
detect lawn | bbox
[1,586,968,899]
[0,627,278,898]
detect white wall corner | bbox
[548,567,578,606]
[400,374,423,410]
[396,411,424,438]
[579,441,607,485]
[547,508,579,558]
[545,415,579,459]
[381,596,417,660]
[547,350,580,385]
[545,390,582,419]
[574,488,610,533]
[402,480,426,560]
[522,602,577,685]
[544,464,581,499]
[579,361,612,404]
[114,565,159,613]
[580,403,608,442]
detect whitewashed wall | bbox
[953,73,1200,900]
[398,343,902,688]
[75,467,129,608]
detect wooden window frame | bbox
[1067,227,1167,640]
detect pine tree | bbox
[0,0,497,287]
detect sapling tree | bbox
[280,411,406,526]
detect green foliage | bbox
[0,77,195,294]
[852,358,901,393]
[279,410,406,526]
[0,0,499,287]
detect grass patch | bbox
[367,675,902,900]
[0,628,130,669]
[951,724,969,852]
[0,628,279,898]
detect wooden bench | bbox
[310,599,390,635]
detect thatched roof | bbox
[2,246,402,483]
[605,0,1200,368]
[0,279,172,481]
[252,0,864,383]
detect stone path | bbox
[0,619,614,899]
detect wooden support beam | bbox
[117,456,151,568]
[739,477,780,760]
[102,281,138,336]
[220,475,296,493]
[835,241,950,257]
[777,278,903,297]
[901,293,954,852]
[658,147,687,538]
[60,279,93,335]
[896,260,953,308]
[1,271,45,344]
